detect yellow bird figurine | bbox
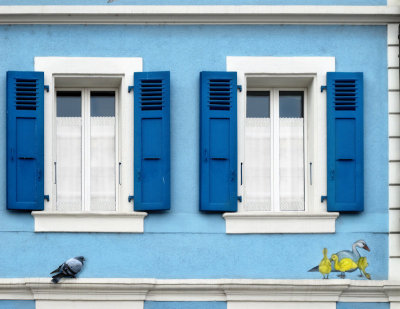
[318,248,331,279]
[331,254,358,279]
[358,256,371,280]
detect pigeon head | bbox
[354,240,370,252]
[75,256,86,263]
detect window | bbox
[32,57,147,233]
[224,57,339,234]
[244,89,306,212]
[55,90,118,212]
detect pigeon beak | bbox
[364,245,370,252]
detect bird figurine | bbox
[308,240,370,273]
[335,240,370,263]
[357,256,371,280]
[331,254,358,278]
[50,256,85,283]
[318,248,331,279]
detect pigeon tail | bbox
[51,273,64,284]
[308,265,319,272]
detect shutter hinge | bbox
[128,195,134,202]
[44,195,50,202]
[237,196,242,202]
[321,196,327,203]
[44,85,50,92]
[128,85,134,93]
[237,85,242,92]
[320,85,327,92]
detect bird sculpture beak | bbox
[364,244,370,251]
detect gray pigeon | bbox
[50,256,85,283]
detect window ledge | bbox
[32,211,147,233]
[223,211,339,234]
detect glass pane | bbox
[246,91,270,118]
[90,91,116,211]
[279,91,305,211]
[244,91,271,211]
[57,91,81,117]
[56,91,82,211]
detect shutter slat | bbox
[200,71,237,212]
[7,71,44,211]
[134,71,170,211]
[327,72,363,212]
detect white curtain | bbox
[56,117,82,211]
[90,116,116,211]
[244,118,271,211]
[279,118,304,211]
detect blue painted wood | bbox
[200,71,237,212]
[327,72,364,212]
[7,71,44,211]
[134,71,170,211]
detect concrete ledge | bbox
[0,5,398,25]
[32,211,147,233]
[223,212,339,234]
[0,278,396,302]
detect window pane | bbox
[57,91,82,117]
[90,91,116,211]
[279,91,304,211]
[56,91,82,211]
[244,91,271,210]
[91,91,115,117]
[246,91,270,118]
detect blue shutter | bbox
[200,71,237,212]
[327,72,363,212]
[7,71,44,211]
[134,71,170,211]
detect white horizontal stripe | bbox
[0,278,397,303]
[0,5,398,24]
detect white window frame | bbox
[32,57,147,233]
[224,56,339,234]
[54,87,120,212]
[244,87,308,212]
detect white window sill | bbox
[32,211,147,233]
[223,211,339,234]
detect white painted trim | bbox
[32,211,147,233]
[223,212,339,233]
[227,56,335,234]
[0,6,398,25]
[34,57,144,233]
[0,278,397,303]
[388,24,400,280]
[36,300,144,309]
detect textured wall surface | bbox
[0,25,388,279]
[336,303,390,309]
[0,301,35,309]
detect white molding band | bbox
[0,278,399,303]
[223,212,339,233]
[0,5,398,25]
[32,211,147,233]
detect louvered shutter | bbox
[327,72,363,212]
[200,71,237,212]
[134,71,170,211]
[7,71,44,211]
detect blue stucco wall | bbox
[144,302,226,309]
[0,25,388,280]
[0,301,35,309]
[336,303,390,309]
[0,0,387,5]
